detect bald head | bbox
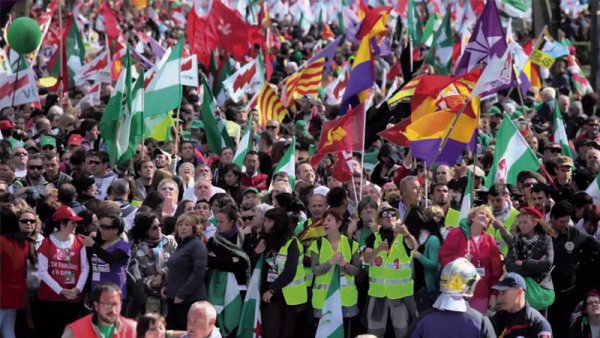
[187,301,217,338]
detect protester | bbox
[61,282,137,338]
[490,272,552,338]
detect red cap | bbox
[68,134,83,146]
[520,206,543,220]
[0,120,15,130]
[53,205,84,222]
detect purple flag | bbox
[455,0,507,76]
[129,46,154,70]
[371,37,391,57]
[308,36,342,69]
[148,36,166,62]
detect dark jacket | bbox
[166,236,207,301]
[503,232,554,290]
[206,232,249,286]
[552,226,600,292]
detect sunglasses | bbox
[548,149,561,153]
[266,125,278,129]
[19,219,36,224]
[100,224,116,230]
[589,124,599,127]
[241,216,255,222]
[28,165,43,170]
[523,183,536,188]
[161,186,175,191]
[380,210,397,218]
[88,160,102,165]
[42,145,55,150]
[13,152,27,157]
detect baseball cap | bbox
[53,205,84,222]
[0,120,15,130]
[492,272,527,291]
[555,155,574,168]
[191,120,204,130]
[153,148,170,158]
[68,134,83,146]
[243,187,259,196]
[40,135,57,148]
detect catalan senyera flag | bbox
[283,58,325,105]
[387,76,421,107]
[340,37,374,115]
[257,83,287,128]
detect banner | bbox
[0,71,40,109]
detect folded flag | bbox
[585,174,600,204]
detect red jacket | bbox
[439,227,503,301]
[0,235,29,308]
[62,314,136,338]
[241,172,268,191]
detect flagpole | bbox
[10,55,22,107]
[358,103,367,199]
[173,40,183,175]
[58,0,64,95]
[141,70,145,161]
[427,100,470,170]
[506,25,547,99]
[423,160,428,208]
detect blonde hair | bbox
[176,211,201,238]
[467,205,494,228]
[17,208,41,236]
[158,178,179,204]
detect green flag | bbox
[208,271,243,337]
[233,116,254,166]
[271,137,296,188]
[407,0,423,43]
[201,75,233,154]
[315,265,344,338]
[99,48,143,165]
[236,256,263,338]
[426,12,453,75]
[144,38,183,118]
[553,102,574,159]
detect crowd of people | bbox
[1,0,600,338]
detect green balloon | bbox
[7,17,42,55]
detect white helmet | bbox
[433,258,481,312]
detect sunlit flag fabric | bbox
[455,0,507,76]
[340,37,374,115]
[257,83,287,128]
[283,58,325,106]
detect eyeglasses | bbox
[548,149,561,153]
[28,165,43,170]
[380,210,397,218]
[161,186,175,191]
[241,216,255,222]
[588,300,600,306]
[13,152,27,157]
[100,224,116,230]
[19,219,36,224]
[97,301,121,309]
[88,160,102,165]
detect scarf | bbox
[212,227,251,283]
[515,234,539,260]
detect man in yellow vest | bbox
[363,204,418,337]
[487,184,519,256]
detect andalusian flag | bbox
[98,48,143,165]
[553,102,574,159]
[426,12,453,75]
[585,174,600,204]
[407,0,423,43]
[201,75,234,154]
[460,170,473,223]
[486,116,540,188]
[233,116,253,166]
[208,271,242,337]
[315,265,344,338]
[236,256,263,338]
[272,137,296,188]
[144,38,183,118]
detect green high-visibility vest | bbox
[275,237,308,305]
[310,235,359,310]
[368,232,414,299]
[487,207,519,256]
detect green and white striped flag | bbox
[553,102,574,159]
[236,256,263,338]
[315,265,344,338]
[144,38,183,118]
[208,271,243,337]
[460,169,473,223]
[201,74,234,154]
[407,0,423,43]
[486,116,541,188]
[420,13,441,47]
[585,174,600,204]
[233,116,253,166]
[99,48,143,165]
[426,11,453,75]
[271,137,296,188]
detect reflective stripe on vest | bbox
[311,236,359,310]
[368,232,414,299]
[276,237,307,305]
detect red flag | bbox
[331,151,354,183]
[311,103,365,166]
[356,4,392,40]
[377,119,411,146]
[187,1,252,66]
[101,1,122,40]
